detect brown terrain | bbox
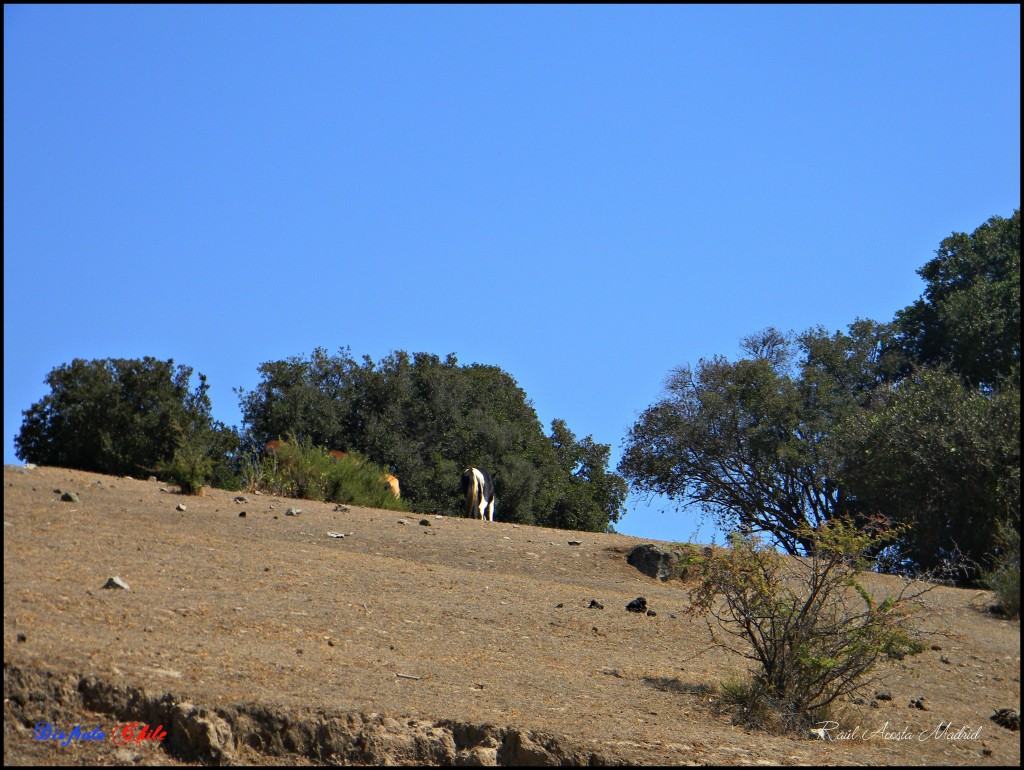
[3,464,1020,766]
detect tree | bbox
[622,329,841,553]
[16,357,235,480]
[238,348,626,531]
[851,209,1021,579]
[235,346,363,451]
[621,210,1020,582]
[834,366,1020,579]
[895,209,1020,390]
[548,419,628,532]
[619,324,902,555]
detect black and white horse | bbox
[461,467,496,521]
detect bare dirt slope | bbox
[3,465,1020,765]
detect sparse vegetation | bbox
[670,542,708,580]
[688,519,930,732]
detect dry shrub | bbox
[688,519,930,732]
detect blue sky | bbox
[4,5,1020,544]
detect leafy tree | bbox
[238,348,626,530]
[548,419,628,532]
[622,210,1019,582]
[839,209,1020,579]
[16,357,236,480]
[357,351,560,519]
[798,319,907,411]
[235,346,362,451]
[834,366,1020,578]
[620,317,1018,577]
[895,209,1020,389]
[619,327,882,554]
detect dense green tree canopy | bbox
[619,326,895,555]
[621,209,1020,582]
[835,366,1020,576]
[15,357,234,478]
[238,348,625,530]
[895,209,1020,389]
[548,419,629,532]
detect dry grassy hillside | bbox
[3,464,1020,765]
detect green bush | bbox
[16,357,224,478]
[158,391,240,495]
[251,438,408,511]
[985,518,1021,618]
[159,437,214,495]
[667,542,708,581]
[688,520,930,732]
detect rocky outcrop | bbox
[991,707,1020,732]
[626,543,685,581]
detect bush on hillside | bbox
[985,517,1021,618]
[688,519,929,732]
[246,438,408,511]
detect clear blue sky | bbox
[4,5,1020,544]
